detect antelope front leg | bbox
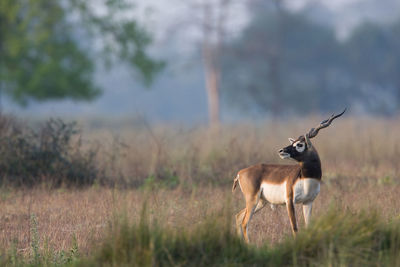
[286,199,298,236]
[303,202,313,227]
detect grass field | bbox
[1,116,400,265]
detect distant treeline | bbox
[222,3,400,116]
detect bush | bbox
[0,115,103,187]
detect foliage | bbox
[0,0,164,105]
[0,115,103,187]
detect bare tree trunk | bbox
[204,63,220,127]
[202,1,219,127]
[201,0,230,128]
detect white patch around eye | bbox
[293,141,306,153]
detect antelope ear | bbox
[288,138,296,145]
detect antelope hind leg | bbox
[235,208,246,238]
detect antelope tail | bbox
[232,174,239,192]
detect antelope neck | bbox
[299,156,322,180]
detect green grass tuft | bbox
[80,207,400,267]
[2,207,400,266]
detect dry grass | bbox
[2,184,399,257]
[88,116,400,188]
[0,187,235,257]
[1,116,400,258]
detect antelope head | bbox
[278,108,346,162]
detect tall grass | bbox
[1,113,399,189]
[278,209,400,266]
[83,207,400,266]
[2,206,400,266]
[90,116,400,189]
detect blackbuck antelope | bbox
[232,109,346,243]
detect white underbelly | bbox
[261,182,287,205]
[293,178,320,204]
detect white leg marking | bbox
[303,202,313,227]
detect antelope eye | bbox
[297,144,303,148]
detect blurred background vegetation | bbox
[0,0,399,123]
[222,1,400,117]
[0,0,163,107]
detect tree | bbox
[342,20,400,115]
[221,2,345,116]
[222,1,400,116]
[200,0,232,127]
[165,0,237,127]
[0,0,164,106]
